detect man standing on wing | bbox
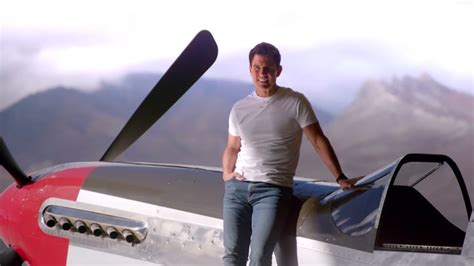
[222,42,360,266]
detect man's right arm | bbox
[222,134,244,181]
[303,122,362,189]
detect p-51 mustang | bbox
[0,30,473,265]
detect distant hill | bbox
[1,73,471,189]
[1,73,472,184]
[316,74,473,192]
[0,73,333,190]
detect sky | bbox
[1,0,473,112]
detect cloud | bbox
[1,0,472,111]
[0,29,122,109]
[208,39,473,112]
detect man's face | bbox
[249,54,282,93]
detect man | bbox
[222,42,360,266]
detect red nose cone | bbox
[0,182,20,242]
[0,167,93,265]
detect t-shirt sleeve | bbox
[296,94,318,128]
[228,106,240,136]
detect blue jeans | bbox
[223,179,293,266]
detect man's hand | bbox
[338,176,364,190]
[223,172,246,181]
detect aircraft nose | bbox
[0,183,19,242]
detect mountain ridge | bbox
[0,73,333,178]
[318,74,473,191]
[0,73,471,197]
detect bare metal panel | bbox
[39,198,224,264]
[83,164,225,219]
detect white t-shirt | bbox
[228,87,318,187]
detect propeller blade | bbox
[0,137,31,188]
[100,30,218,161]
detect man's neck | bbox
[255,86,279,97]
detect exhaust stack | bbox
[106,226,119,239]
[122,229,135,243]
[90,223,102,237]
[44,215,57,228]
[58,217,72,230]
[74,220,87,234]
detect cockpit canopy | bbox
[295,153,472,254]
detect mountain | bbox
[0,73,333,190]
[1,73,471,192]
[313,74,473,191]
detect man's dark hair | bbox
[249,42,281,65]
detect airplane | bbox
[0,30,473,265]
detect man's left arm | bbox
[303,122,362,189]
